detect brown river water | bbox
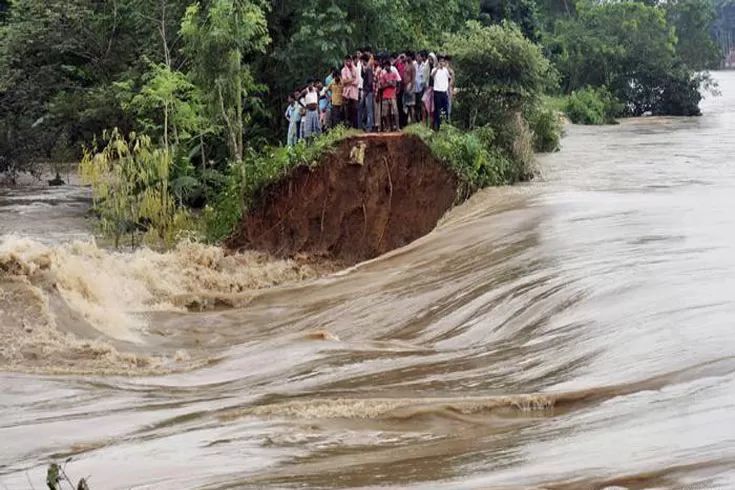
[2,72,735,489]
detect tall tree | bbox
[180,0,270,165]
[665,0,721,69]
[479,0,542,41]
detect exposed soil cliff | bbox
[226,133,458,263]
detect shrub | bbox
[405,124,520,199]
[527,103,563,152]
[445,20,558,131]
[564,86,623,125]
[80,129,192,249]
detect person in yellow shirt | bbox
[324,71,344,127]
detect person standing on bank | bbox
[402,52,417,124]
[361,53,375,131]
[285,95,297,146]
[341,55,359,128]
[431,56,451,130]
[356,49,365,130]
[300,79,321,139]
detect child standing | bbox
[285,95,297,146]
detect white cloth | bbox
[303,89,318,106]
[357,61,364,90]
[391,66,402,82]
[433,67,449,92]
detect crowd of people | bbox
[285,48,455,146]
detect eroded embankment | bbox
[226,134,458,262]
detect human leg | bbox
[365,92,374,132]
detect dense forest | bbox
[0,0,726,246]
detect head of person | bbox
[382,58,391,70]
[355,49,363,60]
[344,55,353,68]
[288,94,294,104]
[390,52,398,65]
[307,79,315,90]
[316,80,323,90]
[364,46,373,56]
[406,51,414,62]
[361,53,371,66]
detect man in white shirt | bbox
[431,56,451,130]
[356,49,364,129]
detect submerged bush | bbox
[80,129,193,249]
[564,86,623,125]
[527,103,563,152]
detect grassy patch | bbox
[404,123,527,200]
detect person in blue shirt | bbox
[285,95,297,146]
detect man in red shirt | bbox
[379,59,399,132]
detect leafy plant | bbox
[79,129,191,249]
[446,20,558,131]
[564,86,623,125]
[527,102,563,152]
[405,123,522,200]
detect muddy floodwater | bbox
[2,73,735,489]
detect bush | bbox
[528,103,563,152]
[405,124,521,199]
[564,86,623,125]
[445,20,557,131]
[80,129,192,249]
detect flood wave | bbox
[0,235,331,374]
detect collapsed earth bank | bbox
[226,134,459,263]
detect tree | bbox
[445,21,557,129]
[180,0,270,166]
[0,0,191,173]
[665,0,721,69]
[549,0,706,116]
[479,0,542,41]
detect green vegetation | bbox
[549,1,716,118]
[563,86,623,125]
[46,461,89,490]
[0,0,725,247]
[79,129,192,248]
